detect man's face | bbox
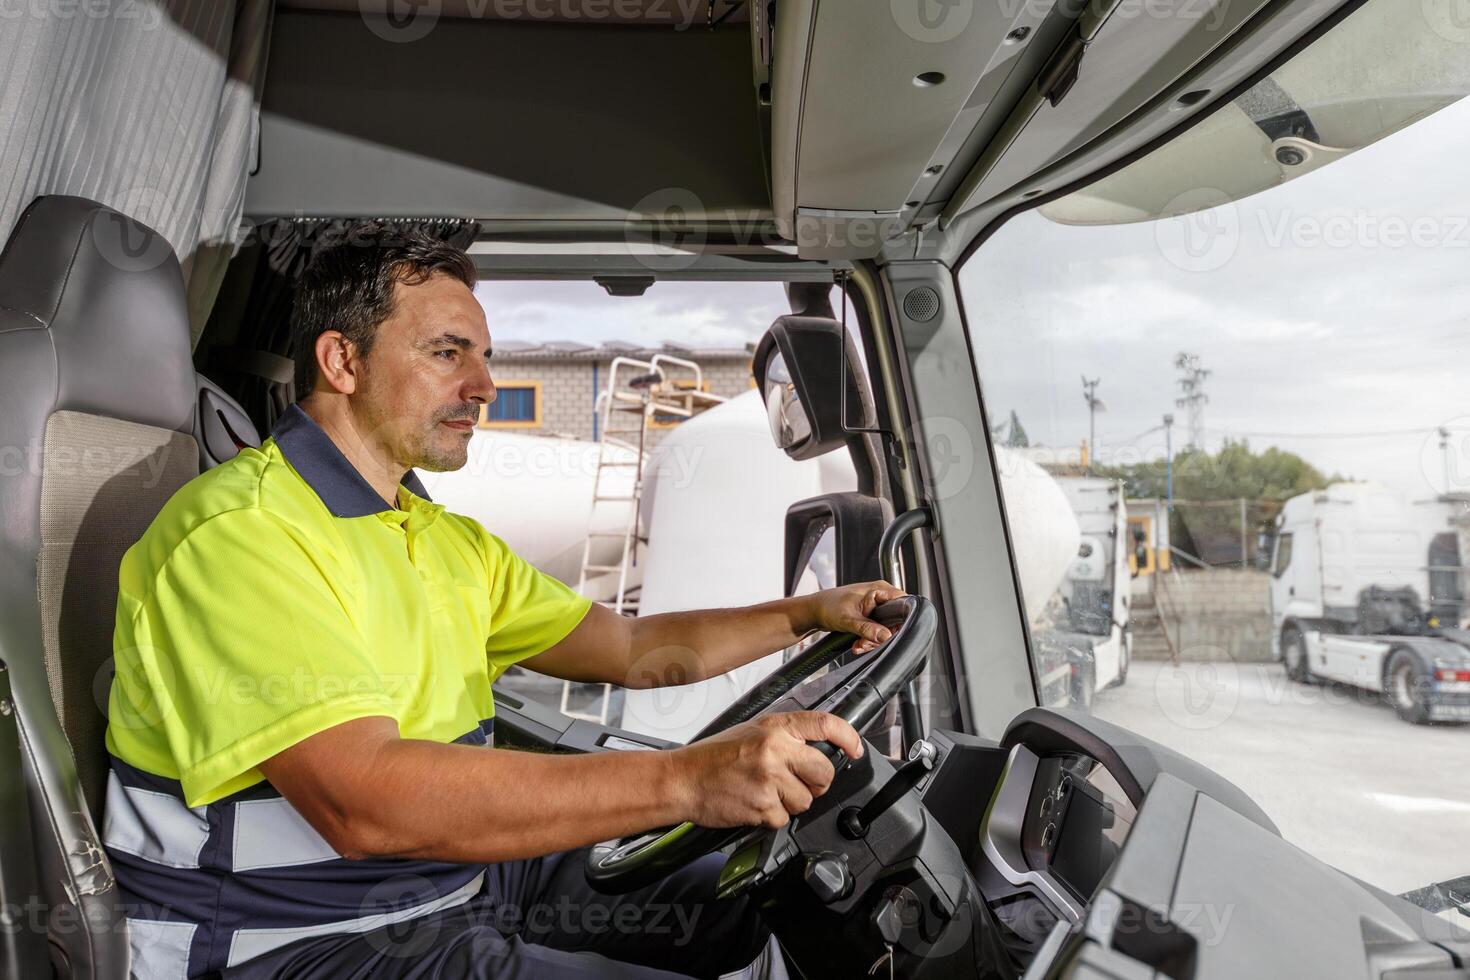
[352,273,495,473]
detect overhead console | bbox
[768,0,1056,257]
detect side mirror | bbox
[753,316,867,461]
[1254,529,1276,571]
[783,493,890,597]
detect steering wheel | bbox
[585,595,937,894]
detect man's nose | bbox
[464,359,496,405]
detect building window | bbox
[480,381,542,428]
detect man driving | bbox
[104,226,904,979]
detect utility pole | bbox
[1174,353,1210,451]
[1163,413,1175,512]
[1082,376,1105,474]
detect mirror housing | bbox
[783,493,891,597]
[753,315,867,461]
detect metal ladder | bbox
[560,354,724,723]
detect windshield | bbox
[960,0,1470,895]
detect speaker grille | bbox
[903,286,941,323]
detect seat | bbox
[195,374,261,469]
[0,196,203,979]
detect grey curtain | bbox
[0,0,273,344]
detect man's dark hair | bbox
[290,224,478,397]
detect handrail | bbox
[1168,544,1211,570]
[877,508,932,753]
[1153,570,1184,666]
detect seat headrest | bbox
[0,196,196,431]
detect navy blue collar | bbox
[271,404,432,518]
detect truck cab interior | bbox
[3,1,1470,978]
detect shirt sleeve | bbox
[109,508,396,807]
[479,528,593,671]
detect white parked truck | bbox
[1030,478,1132,709]
[1267,482,1470,723]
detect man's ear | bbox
[313,330,360,395]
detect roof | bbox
[491,340,754,362]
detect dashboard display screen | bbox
[1022,754,1136,899]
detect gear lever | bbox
[839,739,938,839]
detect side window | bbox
[453,280,795,729]
[1273,533,1294,578]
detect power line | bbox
[1204,424,1470,441]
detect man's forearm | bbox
[623,595,818,688]
[333,737,689,864]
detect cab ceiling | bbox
[245,6,768,227]
[249,0,1357,260]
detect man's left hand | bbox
[804,581,908,654]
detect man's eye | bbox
[434,349,457,360]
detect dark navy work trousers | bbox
[214,847,772,979]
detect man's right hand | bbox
[668,711,864,830]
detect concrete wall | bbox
[1152,569,1273,663]
[487,355,754,446]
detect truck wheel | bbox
[1283,629,1313,684]
[1386,651,1431,725]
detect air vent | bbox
[902,286,942,323]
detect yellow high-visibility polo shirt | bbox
[106,403,592,808]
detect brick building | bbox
[481,340,756,445]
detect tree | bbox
[1097,441,1336,565]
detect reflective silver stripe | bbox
[225,870,485,967]
[127,918,197,980]
[232,795,340,871]
[103,772,209,870]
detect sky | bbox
[470,94,1470,502]
[960,94,1470,499]
[474,279,791,351]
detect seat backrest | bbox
[0,196,201,980]
[196,373,262,469]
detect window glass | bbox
[1273,532,1294,578]
[959,0,1470,894]
[437,281,784,729]
[484,384,539,425]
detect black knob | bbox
[803,852,853,904]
